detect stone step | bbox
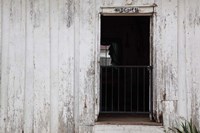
[94,125,164,133]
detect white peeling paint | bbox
[0,0,200,132]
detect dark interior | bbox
[101,16,150,66]
[100,16,151,113]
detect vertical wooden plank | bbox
[191,5,200,126]
[28,0,51,132]
[7,0,26,132]
[191,1,200,127]
[0,0,8,132]
[79,0,96,127]
[74,0,80,132]
[94,0,101,121]
[154,0,178,126]
[153,0,164,122]
[24,0,34,132]
[184,0,193,122]
[177,0,188,119]
[184,0,193,123]
[33,0,51,131]
[185,0,200,127]
[156,0,178,128]
[0,1,10,132]
[0,0,26,132]
[161,0,178,101]
[0,0,1,85]
[0,1,2,129]
[57,0,75,132]
[49,0,59,133]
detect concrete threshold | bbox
[94,125,164,133]
[94,114,164,133]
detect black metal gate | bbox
[100,66,152,114]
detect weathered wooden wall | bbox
[153,0,178,126]
[0,0,200,132]
[184,0,200,129]
[154,0,200,129]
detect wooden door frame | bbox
[95,5,157,121]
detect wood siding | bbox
[0,0,200,132]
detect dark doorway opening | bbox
[100,16,152,116]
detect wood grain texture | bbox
[133,0,155,5]
[153,0,178,125]
[30,0,51,132]
[0,0,200,132]
[185,0,200,128]
[24,0,34,132]
[94,0,101,121]
[57,0,75,132]
[79,126,93,133]
[184,0,193,122]
[0,0,7,132]
[0,0,26,132]
[79,0,96,126]
[0,0,2,130]
[100,0,155,6]
[7,0,26,132]
[74,0,80,132]
[49,0,59,132]
[154,0,179,102]
[177,0,187,119]
[160,0,178,101]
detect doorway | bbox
[99,16,152,117]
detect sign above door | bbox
[101,5,156,16]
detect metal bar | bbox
[101,65,151,68]
[100,111,150,114]
[112,67,114,111]
[100,66,152,114]
[118,67,120,111]
[130,68,133,112]
[105,67,107,111]
[100,67,102,111]
[124,68,126,112]
[143,68,146,112]
[149,67,153,119]
[137,68,139,112]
